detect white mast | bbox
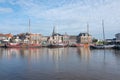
[87,22,90,44]
[87,22,89,34]
[29,19,31,34]
[102,20,105,43]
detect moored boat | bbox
[75,43,84,47]
[90,45,115,49]
[70,43,93,47]
[5,43,41,48]
[47,43,68,48]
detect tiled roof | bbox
[0,34,5,36]
[0,33,13,38]
[78,33,91,36]
[5,34,13,38]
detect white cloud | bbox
[0,7,13,13]
[1,0,120,38]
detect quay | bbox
[0,29,120,49]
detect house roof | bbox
[0,33,13,37]
[0,34,5,37]
[5,33,13,38]
[52,33,62,36]
[78,33,91,36]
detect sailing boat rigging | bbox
[5,19,42,48]
[90,20,115,49]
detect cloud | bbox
[0,7,13,13]
[0,0,120,38]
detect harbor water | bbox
[0,47,120,80]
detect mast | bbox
[29,19,31,34]
[87,22,89,34]
[102,20,105,44]
[52,26,55,35]
[87,22,89,44]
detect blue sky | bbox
[0,0,120,39]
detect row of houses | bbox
[0,30,92,46]
[0,28,120,46]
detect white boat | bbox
[90,45,115,49]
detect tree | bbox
[92,38,98,43]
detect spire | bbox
[52,26,56,35]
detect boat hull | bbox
[114,45,120,50]
[5,43,41,48]
[47,44,68,48]
[90,45,115,49]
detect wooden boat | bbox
[70,43,93,47]
[75,43,84,47]
[70,44,77,47]
[47,43,68,48]
[5,43,41,48]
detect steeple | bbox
[52,26,56,35]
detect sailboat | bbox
[90,20,115,49]
[5,19,41,48]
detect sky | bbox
[0,0,120,39]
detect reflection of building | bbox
[47,48,69,62]
[0,48,42,61]
[77,47,91,62]
[47,48,69,71]
[77,33,92,44]
[48,48,65,60]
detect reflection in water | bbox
[0,48,120,80]
[47,48,69,72]
[114,50,120,62]
[0,48,69,60]
[0,48,43,61]
[77,47,91,62]
[0,48,69,72]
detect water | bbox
[0,47,120,80]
